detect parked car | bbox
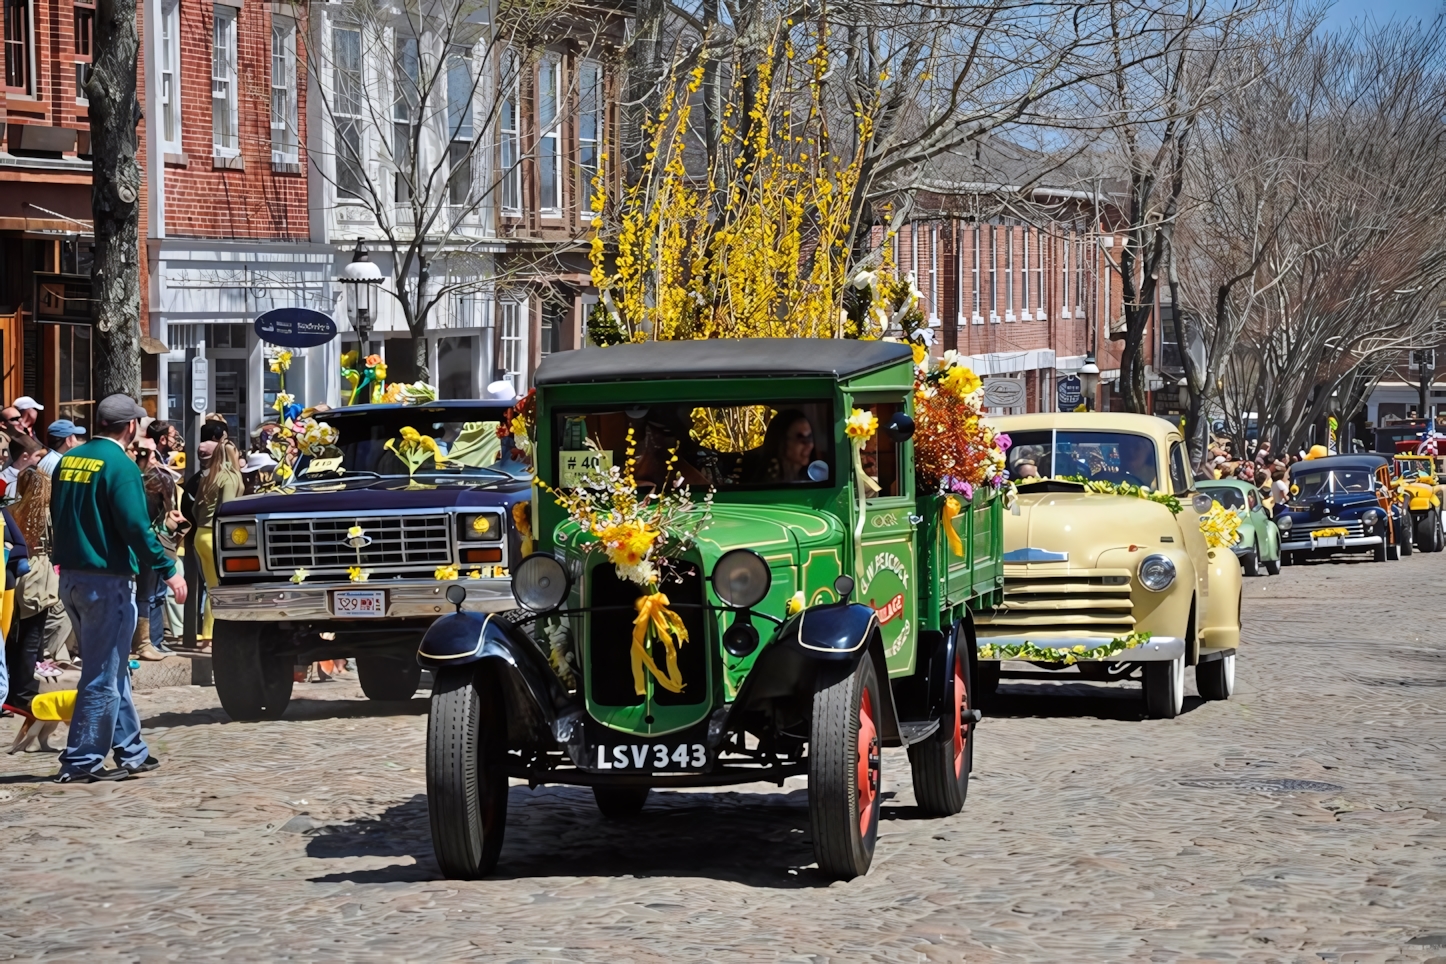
[1197,479,1282,576]
[208,401,530,721]
[1278,454,1409,564]
[416,339,1006,881]
[1390,454,1445,553]
[977,412,1243,719]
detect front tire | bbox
[357,655,423,701]
[1143,655,1184,719]
[212,620,293,722]
[1241,549,1260,577]
[908,632,973,817]
[427,665,509,879]
[1197,654,1235,701]
[1264,556,1281,576]
[593,786,651,818]
[1418,510,1442,552]
[809,656,882,880]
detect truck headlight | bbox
[459,512,503,542]
[1277,515,1292,533]
[1138,554,1176,592]
[711,549,772,609]
[225,521,256,549]
[1361,508,1381,533]
[512,554,569,612]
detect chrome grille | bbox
[264,515,453,573]
[1293,520,1365,539]
[975,570,1136,638]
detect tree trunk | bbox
[88,0,142,399]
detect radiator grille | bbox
[1292,520,1366,539]
[975,569,1136,638]
[264,515,453,573]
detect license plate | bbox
[332,589,387,617]
[593,743,709,772]
[1314,536,1343,548]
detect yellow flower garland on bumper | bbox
[977,632,1152,665]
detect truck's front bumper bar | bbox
[209,578,516,621]
[975,635,1185,661]
[1279,535,1381,552]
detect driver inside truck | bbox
[634,410,712,492]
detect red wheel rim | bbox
[951,649,968,777]
[857,687,880,837]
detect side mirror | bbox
[445,584,467,612]
[885,412,915,442]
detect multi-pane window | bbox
[159,1,181,151]
[1021,224,1030,319]
[3,0,28,91]
[74,0,93,101]
[212,6,238,155]
[1075,231,1085,315]
[1005,223,1015,321]
[447,47,474,207]
[971,224,981,323]
[271,20,298,164]
[988,224,999,322]
[577,60,602,222]
[393,34,420,204]
[1035,227,1045,317]
[332,27,365,199]
[537,57,561,214]
[1061,230,1071,315]
[498,300,524,389]
[499,51,521,214]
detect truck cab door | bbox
[853,398,917,677]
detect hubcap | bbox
[857,688,880,837]
[952,650,968,777]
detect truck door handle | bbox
[908,514,923,526]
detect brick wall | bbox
[0,0,92,148]
[161,0,308,240]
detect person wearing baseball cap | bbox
[50,394,188,783]
[11,395,43,437]
[38,419,87,478]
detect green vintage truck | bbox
[416,339,1003,879]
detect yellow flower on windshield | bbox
[845,408,877,442]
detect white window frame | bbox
[1035,226,1045,318]
[158,0,181,152]
[499,49,521,215]
[988,223,999,324]
[392,30,420,205]
[1061,230,1071,317]
[74,0,94,104]
[447,45,476,208]
[1075,231,1086,317]
[498,299,526,390]
[577,59,602,224]
[212,5,239,157]
[270,17,298,165]
[1005,222,1015,322]
[1021,224,1031,321]
[332,26,365,200]
[536,55,562,217]
[971,224,982,324]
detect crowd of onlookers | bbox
[1201,438,1324,514]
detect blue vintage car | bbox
[208,400,531,720]
[1278,454,1409,565]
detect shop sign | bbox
[1057,374,1083,410]
[254,307,338,348]
[983,377,1026,409]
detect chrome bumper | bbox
[209,578,516,622]
[1279,535,1381,551]
[976,635,1184,662]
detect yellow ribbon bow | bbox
[942,496,964,557]
[631,592,688,696]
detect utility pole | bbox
[1417,349,1436,426]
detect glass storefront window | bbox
[58,323,93,428]
[213,357,247,440]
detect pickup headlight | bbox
[1138,554,1176,592]
[459,512,503,542]
[1277,515,1292,533]
[224,521,257,549]
[1361,508,1381,533]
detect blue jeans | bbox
[135,567,169,647]
[57,571,147,775]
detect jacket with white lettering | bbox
[51,437,176,579]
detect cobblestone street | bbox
[2,553,1443,963]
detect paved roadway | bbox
[2,551,1444,963]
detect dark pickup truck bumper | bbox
[209,577,515,621]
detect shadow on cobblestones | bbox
[981,681,1204,720]
[142,696,429,729]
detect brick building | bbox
[889,187,1178,416]
[0,0,98,419]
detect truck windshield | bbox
[553,401,833,490]
[1006,430,1158,488]
[1289,468,1374,498]
[309,406,526,480]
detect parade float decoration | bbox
[977,632,1153,665]
[1199,501,1243,549]
[543,430,714,696]
[261,349,342,489]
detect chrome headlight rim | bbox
[1276,514,1292,533]
[511,553,570,612]
[710,548,772,610]
[1138,553,1177,592]
[221,519,257,551]
[458,511,504,543]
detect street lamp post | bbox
[1079,352,1100,411]
[338,239,383,362]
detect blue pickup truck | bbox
[208,401,530,720]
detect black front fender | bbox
[772,603,880,660]
[417,611,571,732]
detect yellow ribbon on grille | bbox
[942,496,964,557]
[631,592,688,696]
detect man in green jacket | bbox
[53,394,189,783]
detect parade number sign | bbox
[559,449,613,487]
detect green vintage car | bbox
[1197,479,1282,576]
[416,339,1003,879]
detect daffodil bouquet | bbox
[384,426,449,484]
[912,349,1011,498]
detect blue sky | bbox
[1319,0,1444,31]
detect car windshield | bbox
[298,406,525,480]
[552,400,833,490]
[1006,430,1158,488]
[1289,468,1375,498]
[1200,486,1246,510]
[1395,459,1438,479]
